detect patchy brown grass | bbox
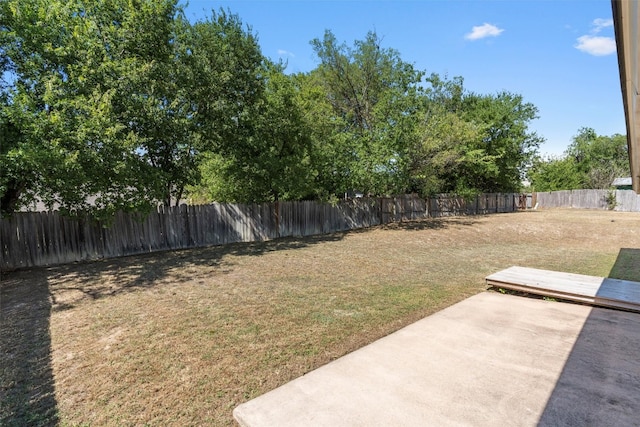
[2,209,640,426]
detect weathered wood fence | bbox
[0,193,520,270]
[535,189,640,211]
[429,193,520,216]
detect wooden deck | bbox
[486,266,640,313]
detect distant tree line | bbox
[528,128,628,191]
[1,0,546,217]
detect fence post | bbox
[274,200,280,238]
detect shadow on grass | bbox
[0,226,354,424]
[381,217,478,231]
[6,217,480,313]
[536,248,640,425]
[608,248,640,281]
[0,273,58,426]
[16,231,349,312]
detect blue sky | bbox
[184,0,624,157]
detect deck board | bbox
[486,266,640,313]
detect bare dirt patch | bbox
[2,209,640,426]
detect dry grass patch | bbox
[2,209,640,426]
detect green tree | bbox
[527,155,583,191]
[0,91,32,213]
[191,64,314,203]
[529,128,629,191]
[0,1,266,214]
[410,75,541,196]
[1,0,175,215]
[566,127,628,188]
[409,83,486,196]
[309,30,425,196]
[293,70,353,200]
[129,8,265,206]
[460,91,543,193]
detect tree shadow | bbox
[6,216,483,314]
[381,217,478,231]
[14,231,349,312]
[536,248,640,425]
[0,225,354,425]
[0,273,58,426]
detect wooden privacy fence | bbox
[429,193,519,216]
[535,189,640,211]
[534,190,610,210]
[613,190,640,211]
[0,193,520,270]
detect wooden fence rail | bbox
[0,193,520,270]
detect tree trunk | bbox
[174,184,185,207]
[0,180,25,214]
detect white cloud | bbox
[592,18,613,34]
[465,23,504,41]
[575,35,616,56]
[574,18,616,56]
[277,49,295,57]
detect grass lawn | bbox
[2,209,640,426]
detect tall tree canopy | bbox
[191,63,315,203]
[410,74,542,196]
[0,0,264,215]
[308,30,425,197]
[1,7,544,215]
[2,0,175,215]
[528,127,628,191]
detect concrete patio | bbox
[234,292,640,426]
